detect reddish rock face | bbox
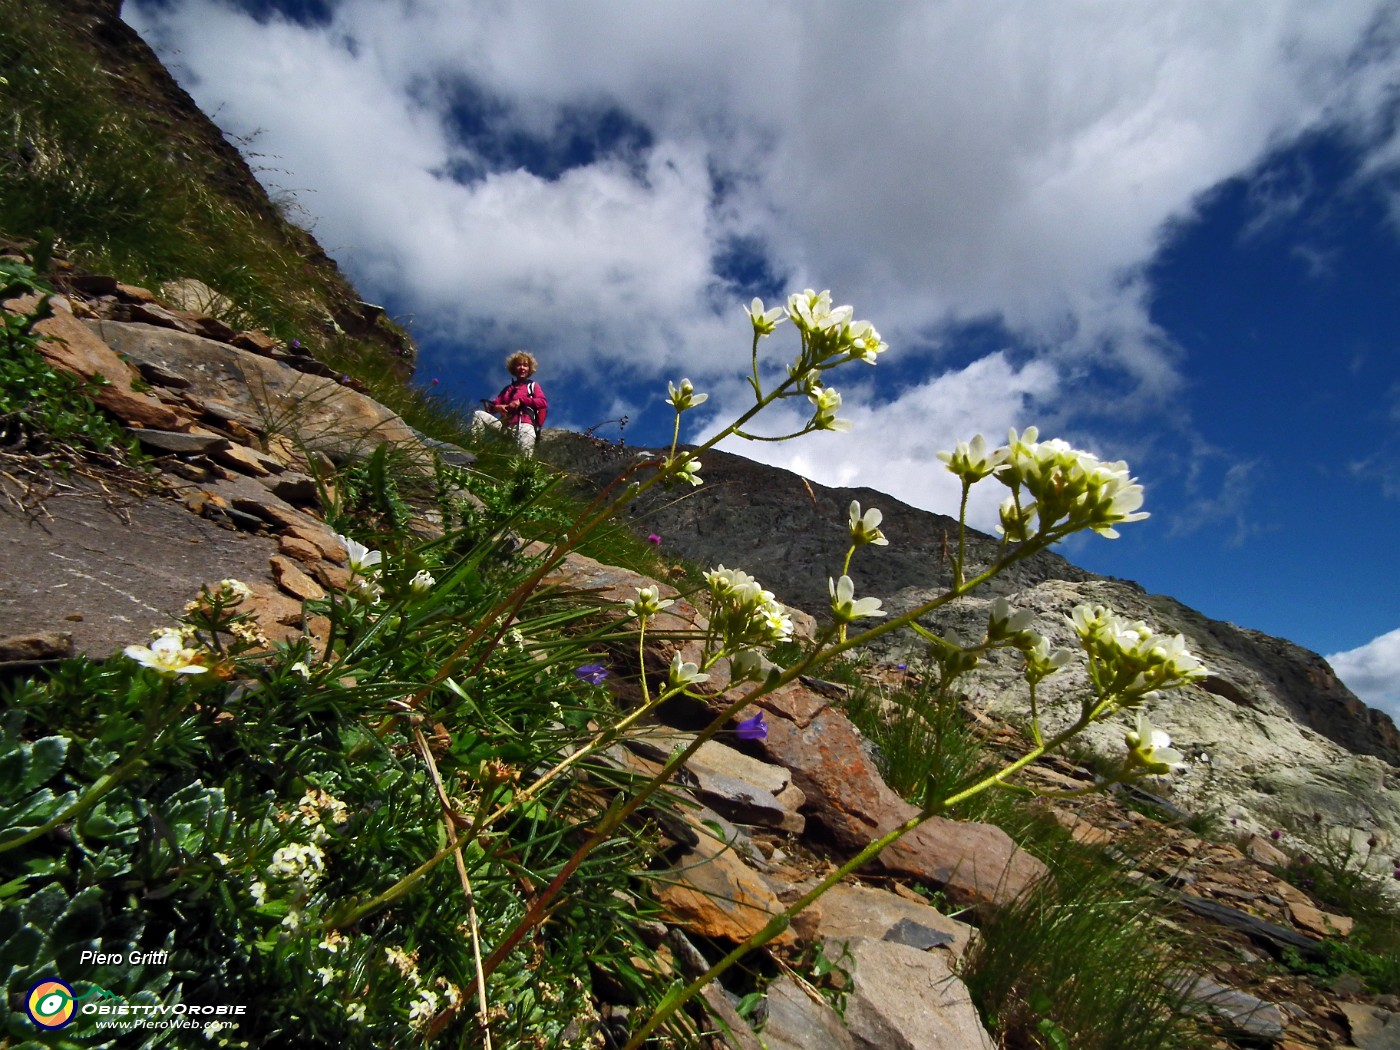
[9,294,189,431]
[760,708,1046,907]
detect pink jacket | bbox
[489,379,548,428]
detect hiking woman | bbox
[471,351,548,456]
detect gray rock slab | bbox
[760,975,855,1050]
[1178,975,1286,1040]
[795,882,971,958]
[1342,1002,1400,1050]
[0,474,279,657]
[88,320,425,460]
[838,936,995,1050]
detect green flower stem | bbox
[955,479,971,587]
[749,330,762,400]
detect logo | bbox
[26,978,78,1029]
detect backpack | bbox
[526,381,548,434]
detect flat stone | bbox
[0,473,280,658]
[269,555,325,602]
[655,821,796,948]
[87,321,425,459]
[1178,975,1286,1040]
[230,330,279,354]
[0,632,74,662]
[838,936,995,1050]
[1244,835,1290,867]
[1342,1002,1400,1050]
[794,882,971,957]
[1287,899,1354,937]
[126,428,228,454]
[262,471,320,505]
[759,707,1046,907]
[211,443,283,477]
[760,975,855,1050]
[277,535,323,566]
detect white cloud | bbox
[126,0,1396,386]
[701,350,1061,529]
[1328,628,1400,720]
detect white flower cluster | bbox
[937,427,1149,541]
[382,945,461,1032]
[783,289,887,367]
[1068,604,1209,706]
[703,565,794,652]
[295,788,350,844]
[266,841,327,889]
[736,290,886,437]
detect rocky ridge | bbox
[3,277,1400,1047]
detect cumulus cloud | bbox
[127,1,1395,380]
[1328,628,1400,720]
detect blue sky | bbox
[125,1,1400,717]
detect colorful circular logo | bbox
[26,978,77,1029]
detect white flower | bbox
[848,501,888,546]
[217,578,253,603]
[786,289,852,336]
[336,533,382,576]
[408,988,441,1030]
[316,966,338,987]
[666,377,709,411]
[290,661,312,679]
[744,297,787,336]
[248,879,268,906]
[1022,634,1073,685]
[1125,712,1186,775]
[985,597,1035,643]
[123,632,208,677]
[667,652,710,687]
[345,1003,366,1023]
[843,319,887,364]
[809,385,852,432]
[666,455,702,486]
[829,575,885,623]
[937,434,1008,484]
[625,585,675,622]
[729,649,767,683]
[410,569,436,594]
[348,575,384,605]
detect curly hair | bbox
[505,351,537,375]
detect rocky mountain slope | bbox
[544,434,1400,854]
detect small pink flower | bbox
[647,534,662,546]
